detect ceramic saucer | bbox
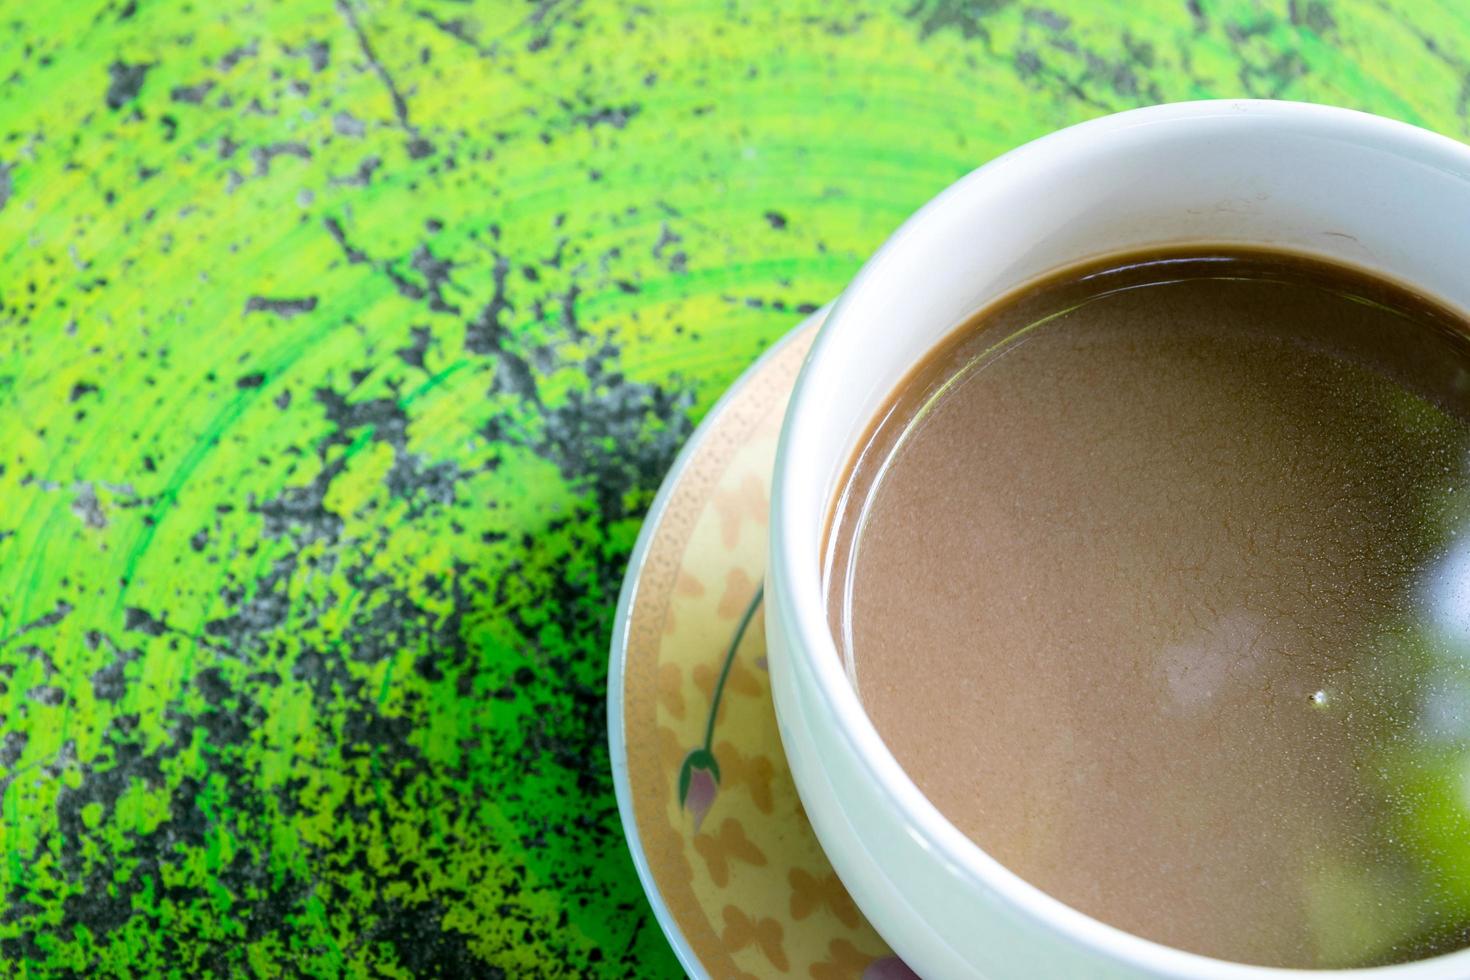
[608,310,917,979]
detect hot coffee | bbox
[826,249,1470,968]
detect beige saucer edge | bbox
[607,310,918,980]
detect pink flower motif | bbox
[863,956,920,980]
[685,764,717,830]
[678,748,721,831]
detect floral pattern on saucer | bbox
[617,317,916,978]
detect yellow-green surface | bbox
[2,0,1470,975]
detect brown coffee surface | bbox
[827,250,1470,969]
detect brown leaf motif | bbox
[694,817,766,887]
[789,867,860,928]
[712,473,769,548]
[693,655,762,704]
[714,739,775,814]
[675,570,706,597]
[717,567,759,619]
[722,905,789,972]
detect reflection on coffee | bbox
[826,249,1470,968]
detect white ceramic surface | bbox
[765,100,1470,979]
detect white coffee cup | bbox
[765,100,1470,979]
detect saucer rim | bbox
[606,310,826,978]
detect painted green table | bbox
[1,0,1467,975]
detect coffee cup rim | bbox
[770,98,1470,978]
